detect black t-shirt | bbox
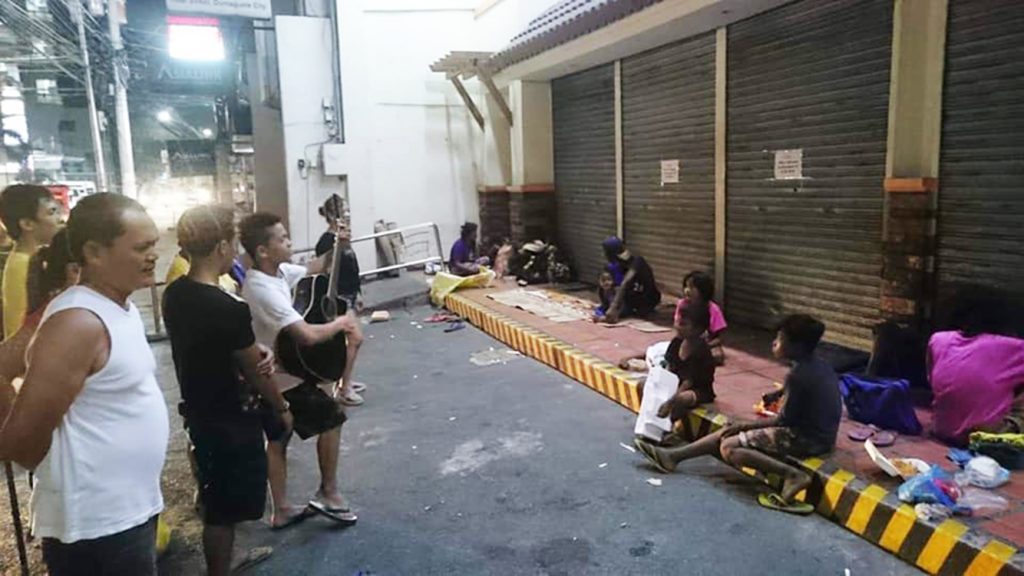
[163,277,257,420]
[779,355,842,448]
[315,232,361,296]
[665,336,716,403]
[624,255,661,313]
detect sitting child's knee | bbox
[719,435,740,461]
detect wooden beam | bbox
[450,76,485,130]
[477,67,513,126]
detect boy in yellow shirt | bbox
[0,184,62,340]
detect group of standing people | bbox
[0,185,370,576]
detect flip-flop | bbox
[633,437,673,474]
[269,508,311,531]
[231,546,273,573]
[757,492,814,516]
[444,320,466,333]
[307,499,358,526]
[847,425,876,442]
[872,429,897,447]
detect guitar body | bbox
[276,274,349,383]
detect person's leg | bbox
[98,516,159,576]
[202,524,234,576]
[42,538,96,576]
[637,426,728,472]
[315,425,345,507]
[337,313,365,403]
[266,438,304,526]
[721,433,811,503]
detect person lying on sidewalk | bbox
[929,286,1024,446]
[635,314,841,515]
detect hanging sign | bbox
[660,159,680,185]
[166,0,272,20]
[773,149,803,180]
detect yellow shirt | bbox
[165,254,239,294]
[2,252,31,340]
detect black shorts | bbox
[188,416,268,526]
[42,516,157,576]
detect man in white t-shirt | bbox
[0,194,167,576]
[238,212,360,528]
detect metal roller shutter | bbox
[552,65,617,283]
[725,0,892,350]
[622,32,716,295]
[938,0,1024,307]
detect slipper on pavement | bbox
[307,500,358,526]
[444,320,466,333]
[231,546,273,573]
[351,382,367,393]
[872,430,897,447]
[269,509,311,531]
[757,492,814,516]
[847,425,876,442]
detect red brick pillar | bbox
[880,178,937,327]
[478,186,510,245]
[508,184,556,244]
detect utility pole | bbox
[69,0,109,192]
[107,0,137,198]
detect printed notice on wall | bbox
[660,160,680,185]
[166,0,272,19]
[773,149,803,180]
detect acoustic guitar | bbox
[276,197,348,382]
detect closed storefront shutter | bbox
[725,0,892,350]
[552,65,617,283]
[938,0,1024,307]
[621,32,716,295]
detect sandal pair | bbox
[847,424,897,447]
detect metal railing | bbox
[294,221,446,277]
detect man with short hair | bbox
[0,184,63,339]
[164,205,292,575]
[0,193,168,575]
[239,212,359,528]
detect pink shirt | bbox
[674,299,727,335]
[929,331,1024,445]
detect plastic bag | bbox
[957,489,1008,516]
[959,456,1010,488]
[897,466,961,509]
[633,365,678,441]
[914,503,952,522]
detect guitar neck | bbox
[324,234,344,305]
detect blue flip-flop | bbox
[444,320,466,333]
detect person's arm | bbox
[233,344,292,433]
[0,309,106,469]
[282,314,356,347]
[306,252,330,276]
[605,267,637,323]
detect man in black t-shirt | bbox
[599,236,661,324]
[164,205,292,576]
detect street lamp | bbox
[202,128,213,138]
[157,109,172,123]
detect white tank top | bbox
[31,286,169,543]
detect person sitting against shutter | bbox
[674,271,728,364]
[449,222,490,277]
[634,314,841,515]
[657,301,717,424]
[598,236,661,324]
[929,287,1024,446]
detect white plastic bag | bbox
[958,456,1011,488]
[958,489,1009,515]
[634,365,678,441]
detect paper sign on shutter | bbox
[660,160,680,185]
[773,149,803,180]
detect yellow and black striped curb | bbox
[445,292,1024,576]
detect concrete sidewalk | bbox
[444,280,1024,576]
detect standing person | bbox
[449,222,490,277]
[599,236,661,324]
[0,184,63,339]
[0,193,168,575]
[163,205,292,576]
[635,314,841,515]
[239,212,359,528]
[314,195,367,406]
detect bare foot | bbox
[780,471,812,504]
[270,505,308,529]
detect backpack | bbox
[838,374,923,435]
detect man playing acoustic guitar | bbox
[239,212,360,528]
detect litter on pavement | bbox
[646,478,662,487]
[469,348,523,367]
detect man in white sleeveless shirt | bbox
[0,193,168,576]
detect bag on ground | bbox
[839,373,923,435]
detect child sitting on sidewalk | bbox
[674,271,727,364]
[635,314,841,515]
[593,271,616,321]
[658,302,717,421]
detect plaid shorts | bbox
[739,427,831,459]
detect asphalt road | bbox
[205,304,919,576]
